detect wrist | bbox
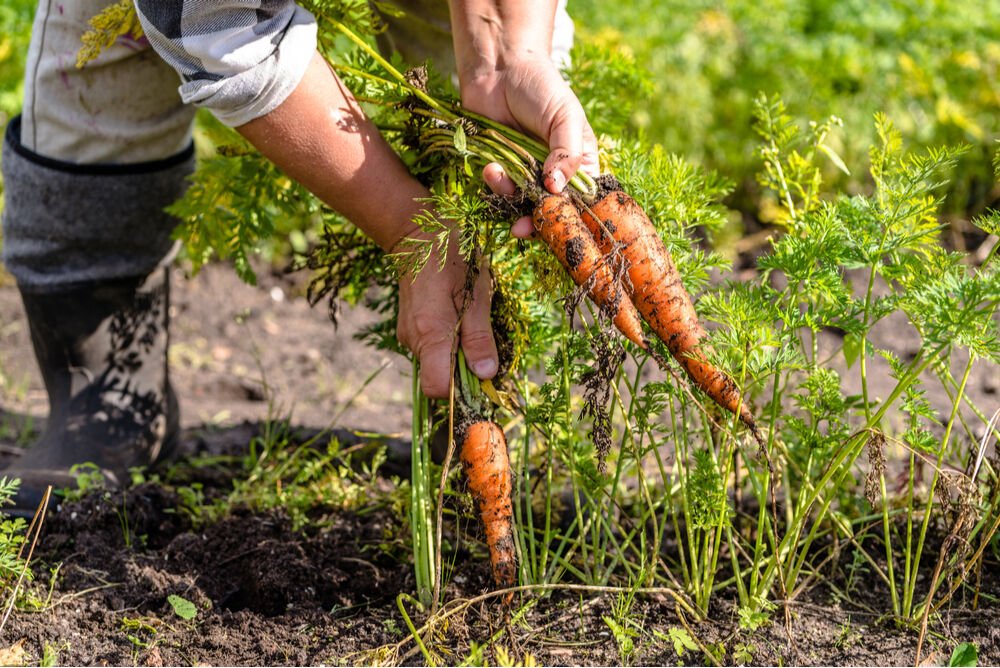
[375,198,429,254]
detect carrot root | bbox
[580,188,760,434]
[459,420,516,592]
[533,192,649,349]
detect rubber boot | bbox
[1,115,194,516]
[4,268,179,514]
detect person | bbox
[0,0,598,514]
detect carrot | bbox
[533,192,649,349]
[579,185,760,436]
[459,420,516,591]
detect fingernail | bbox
[471,358,497,378]
[548,169,567,192]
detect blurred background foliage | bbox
[0,0,35,256]
[569,0,1000,234]
[0,0,32,125]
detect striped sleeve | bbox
[133,0,318,127]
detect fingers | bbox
[397,289,458,399]
[460,264,499,380]
[397,251,499,399]
[580,122,600,177]
[543,116,600,191]
[483,162,517,196]
[417,334,456,399]
[511,216,534,238]
[485,162,535,239]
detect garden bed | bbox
[1,265,998,666]
[0,427,997,666]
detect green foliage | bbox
[4,0,993,641]
[39,641,68,667]
[602,614,638,666]
[173,419,405,532]
[0,0,33,123]
[950,642,978,668]
[0,477,28,584]
[166,594,197,620]
[655,627,698,659]
[565,41,654,138]
[0,0,35,240]
[569,0,1000,217]
[166,122,327,284]
[688,448,727,529]
[732,642,756,665]
[737,597,775,631]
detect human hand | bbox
[395,226,498,399]
[461,54,599,238]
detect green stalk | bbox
[904,353,975,619]
[663,395,695,591]
[701,425,735,612]
[397,593,434,666]
[328,18,451,117]
[560,328,593,585]
[518,373,538,584]
[903,447,916,613]
[755,344,946,600]
[410,361,436,607]
[858,265,878,422]
[879,470,901,616]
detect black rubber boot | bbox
[4,267,179,515]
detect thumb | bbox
[459,267,499,380]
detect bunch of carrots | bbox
[326,21,762,596]
[457,177,763,594]
[535,177,761,442]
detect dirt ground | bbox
[0,452,996,667]
[0,263,414,443]
[0,261,999,666]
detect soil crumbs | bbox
[1,437,998,668]
[2,265,1000,666]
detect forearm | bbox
[236,52,426,251]
[448,0,558,85]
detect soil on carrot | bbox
[1,262,999,666]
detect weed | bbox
[121,615,164,665]
[733,642,756,665]
[833,616,858,649]
[601,585,642,665]
[602,614,638,667]
[654,627,698,660]
[0,364,34,445]
[61,463,106,504]
[493,646,538,667]
[950,642,979,667]
[381,618,402,637]
[737,597,775,632]
[39,641,69,667]
[0,479,27,582]
[167,594,197,621]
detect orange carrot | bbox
[459,420,516,590]
[580,186,759,435]
[533,192,649,349]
